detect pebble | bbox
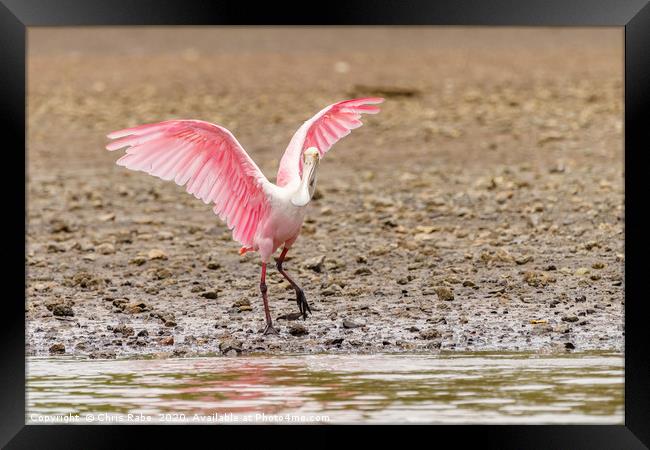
[303,255,325,273]
[426,339,443,349]
[50,219,73,233]
[158,231,174,240]
[522,271,551,287]
[415,225,438,234]
[495,191,513,204]
[277,312,303,321]
[97,243,115,255]
[219,338,243,354]
[64,271,104,289]
[201,291,218,299]
[113,324,134,337]
[434,286,454,301]
[160,336,174,346]
[148,249,168,260]
[49,343,65,354]
[232,298,250,307]
[420,328,441,340]
[47,243,65,253]
[515,255,533,265]
[342,319,362,329]
[321,285,343,296]
[154,268,172,279]
[575,267,590,276]
[129,256,147,266]
[52,304,74,317]
[124,302,147,314]
[89,351,116,359]
[289,324,309,336]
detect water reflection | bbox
[27,352,623,424]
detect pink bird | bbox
[106,97,384,335]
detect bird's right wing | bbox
[106,119,271,247]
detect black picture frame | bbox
[2,0,648,448]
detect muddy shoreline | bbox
[27,28,624,358]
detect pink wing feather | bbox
[106,120,271,247]
[276,97,384,186]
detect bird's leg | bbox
[276,248,311,319]
[260,263,279,335]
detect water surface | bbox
[27,352,623,424]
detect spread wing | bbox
[106,120,271,247]
[276,97,384,187]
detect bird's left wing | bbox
[106,119,271,247]
[276,97,384,187]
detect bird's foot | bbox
[296,290,312,320]
[263,323,280,336]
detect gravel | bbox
[26,28,624,358]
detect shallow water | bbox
[27,352,623,424]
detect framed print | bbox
[1,0,649,448]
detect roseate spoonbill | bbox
[106,97,384,335]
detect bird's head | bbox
[291,147,320,207]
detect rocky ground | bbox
[26,28,624,358]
